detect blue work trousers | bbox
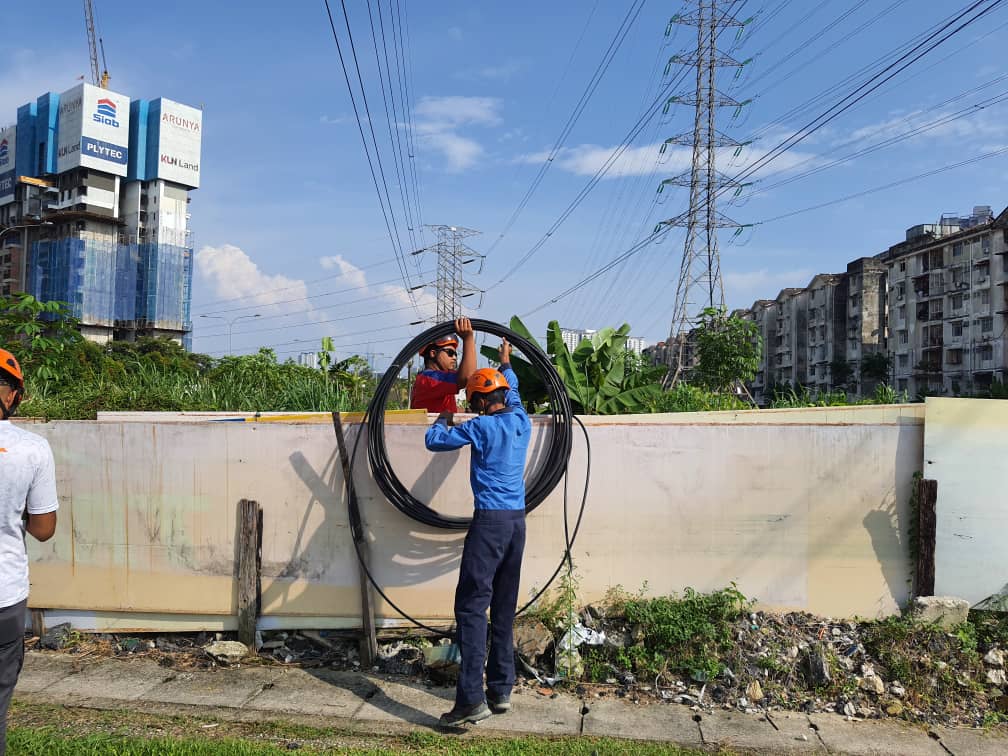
[454,508,526,707]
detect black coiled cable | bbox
[341,320,589,638]
[367,319,573,529]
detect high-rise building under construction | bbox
[0,81,202,346]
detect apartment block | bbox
[883,206,1007,396]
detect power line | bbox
[322,0,419,314]
[526,0,1003,318]
[197,255,403,314]
[752,144,1008,225]
[198,269,435,335]
[485,0,648,258]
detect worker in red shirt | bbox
[410,318,477,413]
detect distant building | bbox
[298,351,319,370]
[559,326,648,356]
[0,82,202,346]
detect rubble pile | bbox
[29,605,1008,728]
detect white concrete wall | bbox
[926,398,1008,607]
[22,404,925,631]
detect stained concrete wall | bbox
[22,404,925,631]
[926,398,1008,607]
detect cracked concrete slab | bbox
[929,726,1008,755]
[766,711,828,752]
[244,667,375,719]
[145,665,282,709]
[477,689,581,736]
[809,713,947,755]
[45,657,174,702]
[700,709,824,752]
[581,699,702,745]
[15,651,79,694]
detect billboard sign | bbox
[57,83,130,175]
[0,124,15,205]
[154,99,201,188]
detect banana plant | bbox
[482,316,663,414]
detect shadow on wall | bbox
[278,447,463,598]
[862,424,923,613]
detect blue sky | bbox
[4,1,1008,365]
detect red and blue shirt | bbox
[411,369,459,413]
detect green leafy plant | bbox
[692,306,762,392]
[0,293,82,382]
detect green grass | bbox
[7,701,723,756]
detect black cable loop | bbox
[366,319,573,529]
[339,320,589,639]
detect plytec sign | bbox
[57,83,130,175]
[155,99,201,188]
[0,124,15,205]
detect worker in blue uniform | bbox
[425,337,531,727]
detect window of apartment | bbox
[978,344,994,361]
[819,325,825,340]
[899,330,908,345]
[951,321,963,338]
[947,349,962,365]
[951,293,963,310]
[980,316,993,333]
[898,304,906,320]
[980,289,990,305]
[951,266,965,285]
[898,354,909,369]
[850,293,861,309]
[952,242,964,258]
[898,260,906,272]
[808,307,817,320]
[895,283,905,300]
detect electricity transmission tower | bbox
[412,225,484,322]
[657,1,751,385]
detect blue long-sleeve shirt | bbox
[424,366,531,511]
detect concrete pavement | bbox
[14,651,1008,754]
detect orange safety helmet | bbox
[465,367,510,402]
[418,335,458,358]
[0,348,24,419]
[0,348,23,390]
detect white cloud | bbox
[197,244,310,313]
[319,114,348,126]
[317,254,436,315]
[414,96,501,128]
[516,140,821,180]
[413,96,502,172]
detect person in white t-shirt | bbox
[0,348,57,753]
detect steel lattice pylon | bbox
[414,225,484,322]
[658,1,751,385]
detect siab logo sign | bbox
[93,98,120,128]
[0,138,9,166]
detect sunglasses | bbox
[438,348,458,358]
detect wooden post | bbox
[237,498,262,648]
[916,479,938,597]
[333,412,378,667]
[30,609,45,638]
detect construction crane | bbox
[83,0,110,88]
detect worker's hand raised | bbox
[499,338,512,365]
[455,317,474,340]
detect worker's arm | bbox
[26,512,57,542]
[25,442,59,542]
[455,317,477,388]
[426,414,481,452]
[498,338,523,409]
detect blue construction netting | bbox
[136,243,193,331]
[28,237,193,334]
[28,237,116,325]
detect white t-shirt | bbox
[0,420,59,608]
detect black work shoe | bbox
[439,701,491,727]
[486,691,511,713]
